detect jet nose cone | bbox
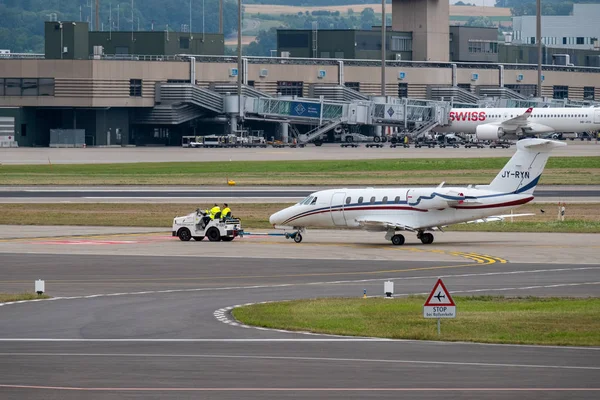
[269,211,281,226]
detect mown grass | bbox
[0,203,287,229]
[1,157,599,185]
[0,293,50,303]
[232,296,600,346]
[0,203,598,232]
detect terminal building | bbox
[1,0,600,147]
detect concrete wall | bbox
[450,26,498,63]
[513,4,600,49]
[45,21,89,60]
[392,0,449,61]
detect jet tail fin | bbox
[484,139,566,195]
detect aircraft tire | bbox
[391,234,405,246]
[420,233,434,245]
[294,233,303,243]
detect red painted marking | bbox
[38,240,140,245]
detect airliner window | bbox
[358,197,363,204]
[370,196,376,204]
[382,196,388,204]
[346,197,351,205]
[310,197,317,205]
[395,196,401,203]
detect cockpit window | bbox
[310,197,317,205]
[298,196,313,205]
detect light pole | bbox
[59,22,63,59]
[238,0,243,122]
[381,0,386,96]
[536,0,542,98]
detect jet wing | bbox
[499,107,533,128]
[354,216,418,232]
[465,213,535,224]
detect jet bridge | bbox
[154,82,450,144]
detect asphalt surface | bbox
[1,142,597,164]
[0,252,599,399]
[0,187,597,199]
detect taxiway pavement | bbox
[0,142,597,165]
[0,227,598,399]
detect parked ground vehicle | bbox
[489,141,512,149]
[172,209,244,242]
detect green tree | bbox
[465,16,496,28]
[245,27,277,57]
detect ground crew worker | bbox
[209,204,221,220]
[222,203,231,219]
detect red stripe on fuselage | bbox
[451,197,534,210]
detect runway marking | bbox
[0,353,598,370]
[319,266,600,285]
[215,281,600,341]
[0,385,598,392]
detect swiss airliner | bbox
[269,139,564,245]
[433,107,600,140]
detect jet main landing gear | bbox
[418,231,434,245]
[391,234,405,246]
[385,230,405,246]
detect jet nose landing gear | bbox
[285,229,304,243]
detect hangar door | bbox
[0,117,15,146]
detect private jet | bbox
[269,138,565,245]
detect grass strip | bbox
[0,203,598,232]
[0,293,50,303]
[1,157,598,185]
[232,296,600,346]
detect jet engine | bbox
[406,189,465,209]
[476,124,505,140]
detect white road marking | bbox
[318,266,600,285]
[0,352,597,370]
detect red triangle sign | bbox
[424,278,455,306]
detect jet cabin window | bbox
[358,197,364,204]
[382,196,388,204]
[370,196,376,204]
[346,197,351,205]
[395,196,401,203]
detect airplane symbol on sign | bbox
[434,291,446,302]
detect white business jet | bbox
[433,107,600,140]
[269,139,565,245]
